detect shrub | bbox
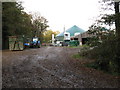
[82,35,120,75]
[85,24,120,75]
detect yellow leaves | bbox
[43,30,60,43]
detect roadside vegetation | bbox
[72,34,120,75]
[72,53,82,59]
[2,1,55,49]
[80,36,119,76]
[73,0,120,76]
[68,46,81,48]
[43,30,60,43]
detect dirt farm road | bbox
[2,47,119,88]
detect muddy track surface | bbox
[2,47,119,88]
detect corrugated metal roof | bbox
[56,32,64,37]
[56,25,85,37]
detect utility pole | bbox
[52,34,54,44]
[63,25,65,33]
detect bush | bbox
[72,54,82,59]
[78,45,90,56]
[81,36,120,75]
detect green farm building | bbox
[55,25,85,41]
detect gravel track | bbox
[2,47,119,88]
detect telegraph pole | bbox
[63,25,65,33]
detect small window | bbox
[65,34,68,36]
[74,38,78,40]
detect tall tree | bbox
[103,0,120,72]
[32,13,49,37]
[32,13,49,42]
[43,30,60,43]
[114,0,120,71]
[2,2,24,49]
[2,2,35,49]
[114,1,120,37]
[88,0,120,73]
[100,0,120,36]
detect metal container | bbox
[69,40,79,46]
[9,36,24,51]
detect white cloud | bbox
[22,0,100,32]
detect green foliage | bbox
[68,46,80,48]
[85,62,101,70]
[79,22,119,75]
[78,45,90,57]
[87,23,116,47]
[32,15,49,38]
[43,30,60,43]
[2,2,49,49]
[80,0,120,76]
[72,54,82,59]
[101,14,115,26]
[86,36,101,47]
[82,35,120,75]
[2,2,34,37]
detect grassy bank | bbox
[72,45,120,76]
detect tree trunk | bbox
[115,2,120,37]
[114,2,120,72]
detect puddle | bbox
[37,56,46,59]
[34,55,46,60]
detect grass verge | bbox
[72,53,83,59]
[72,53,120,76]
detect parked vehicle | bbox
[24,38,31,48]
[62,40,70,46]
[69,40,79,46]
[30,37,41,48]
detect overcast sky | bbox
[21,0,101,32]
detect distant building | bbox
[72,27,108,45]
[55,25,85,42]
[55,25,108,46]
[73,31,95,45]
